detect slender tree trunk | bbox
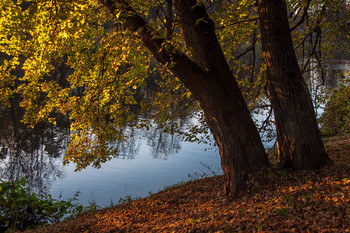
[257,0,332,169]
[101,0,270,195]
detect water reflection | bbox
[145,122,182,159]
[304,59,350,90]
[108,120,186,160]
[0,105,193,197]
[323,60,350,88]
[302,59,350,116]
[0,112,69,196]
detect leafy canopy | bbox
[0,0,348,169]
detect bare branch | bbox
[290,0,311,32]
[216,17,259,30]
[234,43,255,60]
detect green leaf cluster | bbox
[0,178,83,232]
[320,77,350,136]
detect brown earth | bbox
[23,136,350,232]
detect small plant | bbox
[279,170,288,178]
[187,162,221,181]
[257,223,265,231]
[109,198,116,207]
[300,193,311,205]
[300,193,311,200]
[268,169,276,179]
[319,77,350,136]
[117,195,141,205]
[282,195,296,205]
[0,178,83,232]
[274,208,289,216]
[82,200,101,212]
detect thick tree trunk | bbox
[257,0,332,169]
[173,0,270,194]
[101,0,270,195]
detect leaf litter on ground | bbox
[22,136,350,232]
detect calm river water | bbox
[52,139,221,207]
[0,113,223,207]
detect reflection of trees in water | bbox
[110,117,190,160]
[0,106,193,198]
[106,69,197,160]
[145,122,182,159]
[304,59,339,93]
[301,59,350,116]
[112,127,141,160]
[323,60,350,89]
[0,111,69,196]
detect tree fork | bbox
[100,0,270,195]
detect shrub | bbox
[320,79,350,136]
[0,178,83,232]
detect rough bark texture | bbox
[101,0,270,195]
[257,0,332,169]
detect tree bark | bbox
[101,0,270,195]
[257,0,332,169]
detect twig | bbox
[290,0,311,32]
[216,17,259,30]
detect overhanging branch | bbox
[98,0,209,98]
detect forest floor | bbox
[24,136,350,232]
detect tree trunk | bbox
[101,0,270,195]
[257,0,332,169]
[172,0,270,195]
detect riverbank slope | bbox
[24,136,350,232]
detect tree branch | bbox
[166,0,173,39]
[216,17,259,30]
[99,0,209,100]
[290,0,311,32]
[234,43,255,60]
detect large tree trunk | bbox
[257,0,332,169]
[101,0,270,195]
[173,0,270,194]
